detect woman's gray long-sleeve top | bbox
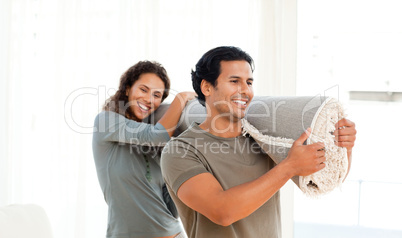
[92,111,181,238]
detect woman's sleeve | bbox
[93,111,170,146]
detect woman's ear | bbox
[125,87,130,97]
[200,79,212,97]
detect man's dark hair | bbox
[191,46,254,106]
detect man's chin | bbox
[230,113,246,122]
[235,110,247,119]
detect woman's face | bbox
[126,73,165,121]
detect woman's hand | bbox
[176,92,197,105]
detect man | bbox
[161,46,356,238]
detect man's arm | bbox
[177,128,326,226]
[334,118,357,179]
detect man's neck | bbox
[199,116,243,138]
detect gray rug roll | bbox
[241,96,348,197]
[149,96,348,196]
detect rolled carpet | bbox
[149,96,348,196]
[241,96,348,197]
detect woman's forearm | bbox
[158,93,193,137]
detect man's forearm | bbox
[214,162,293,225]
[178,161,294,227]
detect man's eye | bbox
[247,81,253,86]
[154,94,161,98]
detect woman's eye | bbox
[230,80,238,83]
[140,88,147,93]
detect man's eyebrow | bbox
[228,75,254,81]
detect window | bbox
[295,1,402,237]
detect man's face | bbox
[207,60,254,123]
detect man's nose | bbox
[238,81,252,94]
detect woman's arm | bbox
[93,92,196,146]
[157,92,196,138]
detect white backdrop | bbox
[0,0,297,237]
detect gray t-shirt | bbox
[92,111,182,238]
[161,122,281,238]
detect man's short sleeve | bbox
[161,138,210,194]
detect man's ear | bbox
[200,79,212,97]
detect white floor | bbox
[294,222,402,238]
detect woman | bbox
[92,61,195,238]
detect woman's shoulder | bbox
[94,110,124,122]
[93,110,124,129]
[96,110,120,117]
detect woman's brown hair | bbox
[103,61,170,119]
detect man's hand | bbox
[283,128,326,177]
[334,118,356,179]
[333,118,357,153]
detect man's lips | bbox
[231,98,248,108]
[232,99,247,106]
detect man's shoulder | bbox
[172,124,218,143]
[165,129,200,150]
[162,126,216,159]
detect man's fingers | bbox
[333,127,357,136]
[311,142,325,150]
[316,149,325,158]
[335,135,356,142]
[317,155,326,163]
[335,141,355,148]
[295,128,311,145]
[334,118,348,129]
[316,162,326,171]
[334,118,345,129]
[335,118,355,129]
